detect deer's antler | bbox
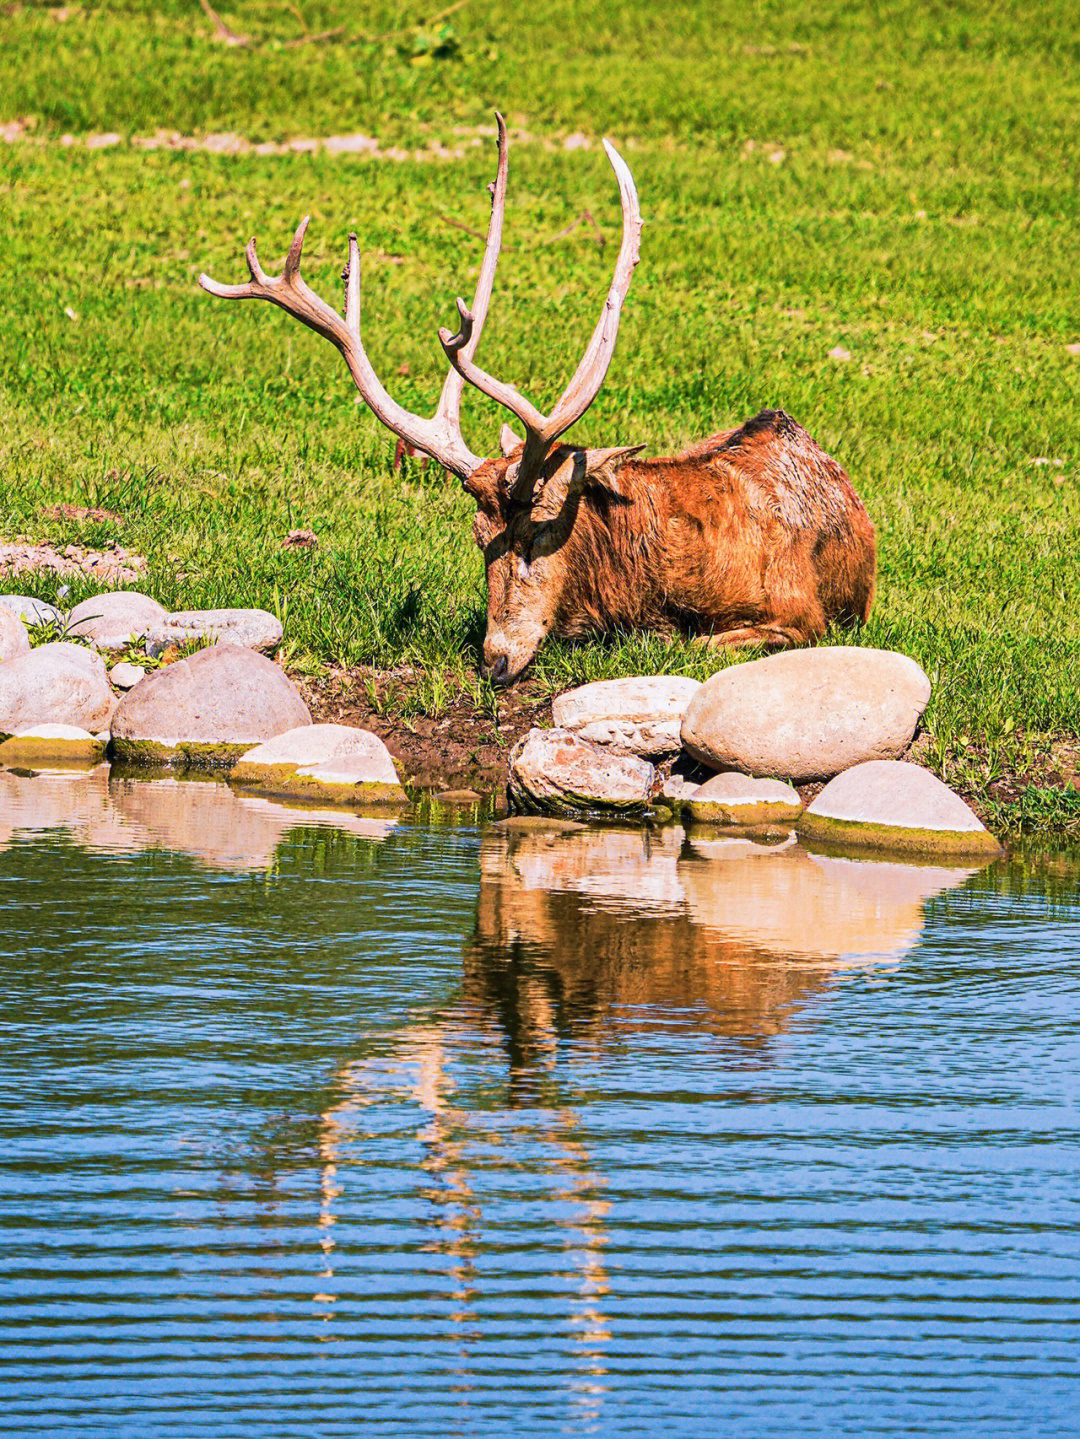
[199,114,510,480]
[439,138,641,505]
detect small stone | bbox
[68,590,167,651]
[0,595,65,630]
[508,727,655,818]
[799,760,1002,856]
[0,606,30,662]
[232,723,406,802]
[109,662,146,689]
[145,607,283,656]
[552,675,701,756]
[682,647,931,782]
[0,643,116,736]
[433,789,484,804]
[492,815,588,833]
[0,723,105,766]
[109,643,311,767]
[687,771,804,826]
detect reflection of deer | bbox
[312,824,986,1413]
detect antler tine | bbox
[438,137,642,505]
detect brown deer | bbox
[200,116,876,685]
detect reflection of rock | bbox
[464,824,987,1047]
[0,768,398,871]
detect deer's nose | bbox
[485,655,511,685]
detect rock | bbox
[231,723,407,802]
[0,723,106,766]
[659,756,714,811]
[0,606,30,663]
[552,675,701,756]
[0,643,117,736]
[0,594,66,629]
[687,771,804,826]
[508,727,655,818]
[109,662,146,689]
[798,760,1002,856]
[68,590,166,651]
[433,789,484,805]
[109,643,311,766]
[146,607,283,656]
[681,647,931,782]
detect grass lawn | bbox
[2,0,1080,833]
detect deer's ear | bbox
[499,423,523,457]
[581,445,645,496]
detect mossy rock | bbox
[797,811,1002,857]
[109,736,255,769]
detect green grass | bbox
[3,0,1080,829]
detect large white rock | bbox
[109,643,311,765]
[0,594,65,629]
[0,643,116,735]
[0,606,30,662]
[508,727,655,817]
[681,647,931,781]
[799,760,1001,856]
[231,723,406,802]
[68,590,167,651]
[552,675,701,756]
[146,607,283,656]
[687,771,803,825]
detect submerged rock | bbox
[0,723,106,766]
[68,591,167,651]
[0,605,30,663]
[0,643,116,736]
[0,594,66,630]
[681,647,931,782]
[508,727,655,818]
[552,675,701,756]
[687,771,804,826]
[146,607,283,656]
[799,759,1001,856]
[231,723,407,803]
[109,643,311,767]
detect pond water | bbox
[1,767,1079,1437]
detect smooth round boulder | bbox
[552,675,702,757]
[0,594,65,629]
[0,644,116,736]
[109,662,146,689]
[146,607,283,656]
[0,723,106,766]
[0,605,30,662]
[798,760,1001,856]
[68,590,167,651]
[687,771,804,826]
[681,647,931,782]
[109,643,311,766]
[508,727,655,818]
[232,723,406,802]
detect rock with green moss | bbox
[508,727,655,818]
[687,771,803,826]
[0,723,106,766]
[231,723,407,803]
[798,759,1002,856]
[109,643,310,768]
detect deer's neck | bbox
[554,468,666,636]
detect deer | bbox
[200,115,876,685]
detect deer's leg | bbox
[695,623,809,651]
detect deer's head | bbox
[200,116,641,685]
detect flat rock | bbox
[0,594,66,629]
[0,605,30,662]
[146,607,283,656]
[682,647,931,782]
[232,723,406,802]
[799,760,1001,856]
[552,675,701,756]
[109,643,311,767]
[68,591,167,651]
[109,662,146,689]
[688,771,804,825]
[279,753,409,806]
[0,723,106,766]
[0,643,116,736]
[508,727,655,818]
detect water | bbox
[2,766,1079,1437]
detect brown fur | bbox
[466,408,876,682]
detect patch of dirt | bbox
[41,503,124,524]
[0,538,146,582]
[299,665,552,793]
